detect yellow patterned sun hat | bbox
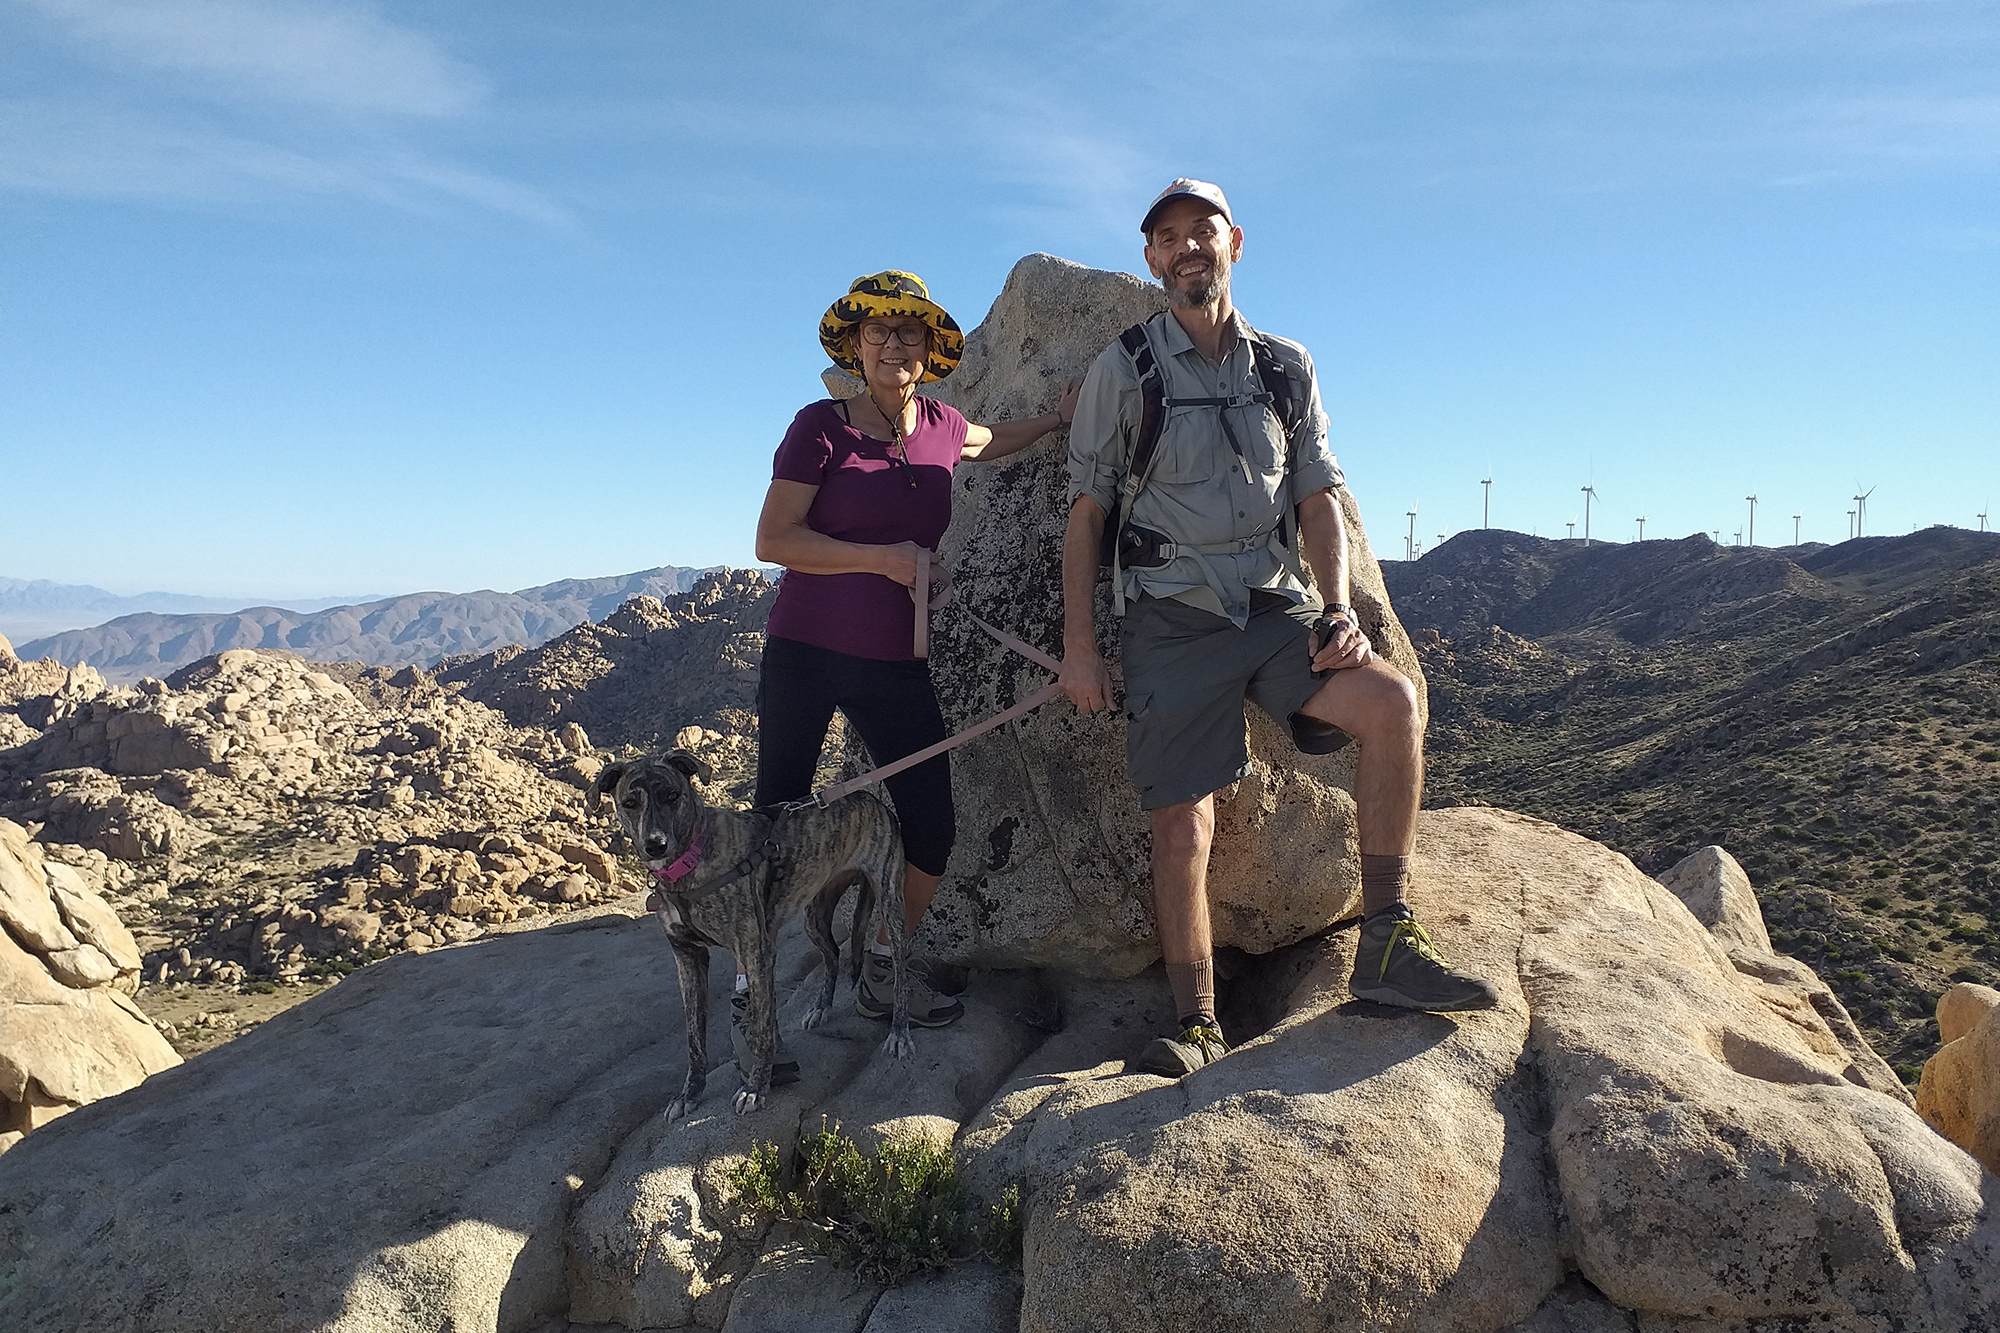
[819,271,964,383]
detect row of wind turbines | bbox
[1401,482,1993,561]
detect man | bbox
[1060,179,1498,1077]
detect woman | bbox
[754,270,1075,1027]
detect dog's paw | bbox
[666,1096,693,1121]
[882,1028,916,1061]
[732,1087,766,1115]
[800,1004,828,1031]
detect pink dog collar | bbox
[655,835,705,883]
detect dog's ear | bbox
[665,749,713,785]
[585,761,630,816]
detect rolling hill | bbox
[1386,525,2000,1080]
[15,566,730,683]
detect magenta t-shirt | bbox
[766,396,968,661]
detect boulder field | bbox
[0,809,1990,1332]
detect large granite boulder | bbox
[0,816,176,1152]
[836,254,1425,976]
[991,809,1988,1333]
[1919,983,2000,1174]
[2,809,1988,1333]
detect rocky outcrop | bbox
[1919,982,2000,1173]
[1,808,1986,1331]
[1657,843,1910,1104]
[1,817,177,1152]
[458,570,773,762]
[0,647,639,992]
[858,254,1421,975]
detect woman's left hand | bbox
[1054,377,1081,428]
[962,375,1087,461]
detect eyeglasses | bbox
[858,322,930,347]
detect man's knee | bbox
[1311,661,1421,747]
[1150,797,1215,859]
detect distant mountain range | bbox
[0,579,381,646]
[12,567,729,683]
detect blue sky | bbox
[2,0,1995,597]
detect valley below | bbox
[1387,524,2000,1080]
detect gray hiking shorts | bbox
[1119,590,1352,811]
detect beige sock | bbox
[1165,958,1215,1026]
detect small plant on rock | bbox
[726,1120,1023,1285]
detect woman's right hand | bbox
[876,541,924,588]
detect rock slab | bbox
[1,810,1992,1332]
[0,816,174,1152]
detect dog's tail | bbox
[847,871,878,988]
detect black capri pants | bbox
[755,635,955,876]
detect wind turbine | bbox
[1846,510,1856,540]
[1566,521,1576,540]
[1406,504,1419,562]
[1581,485,1598,545]
[1792,513,1801,545]
[1733,529,1742,547]
[1979,506,1989,533]
[1437,531,1447,550]
[1746,494,1757,547]
[1636,516,1647,541]
[1481,476,1493,529]
[1853,485,1875,537]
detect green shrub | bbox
[726,1122,1022,1285]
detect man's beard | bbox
[1165,253,1229,308]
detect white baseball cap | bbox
[1140,178,1233,236]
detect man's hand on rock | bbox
[1310,612,1372,673]
[1060,646,1117,714]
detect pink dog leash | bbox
[820,559,1065,807]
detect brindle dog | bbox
[587,751,912,1116]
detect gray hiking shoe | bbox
[857,951,965,1027]
[1349,905,1499,1011]
[730,994,800,1086]
[1135,1018,1228,1078]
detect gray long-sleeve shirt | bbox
[1067,309,1346,627]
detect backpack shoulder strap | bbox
[1099,322,1169,591]
[1247,332,1303,437]
[1118,322,1166,489]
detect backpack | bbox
[1097,320,1308,571]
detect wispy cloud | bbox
[0,100,567,223]
[21,0,483,115]
[3,0,559,222]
